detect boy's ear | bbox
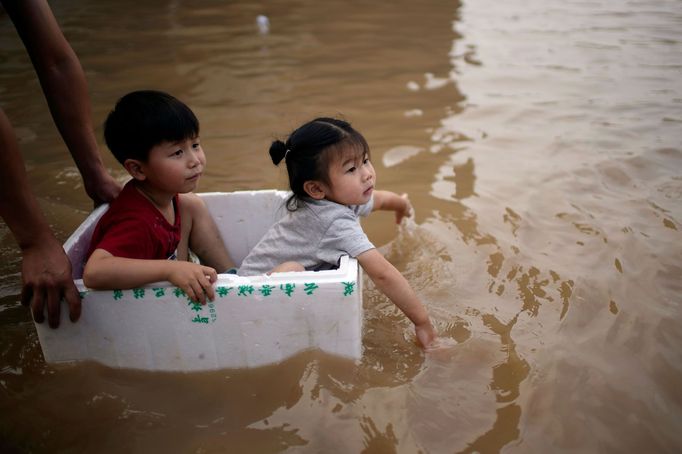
[123,159,147,181]
[303,180,327,200]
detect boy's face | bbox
[135,137,205,195]
[324,149,376,206]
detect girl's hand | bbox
[167,262,217,304]
[395,193,413,224]
[415,320,437,349]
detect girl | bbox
[239,117,436,348]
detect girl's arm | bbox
[372,190,413,224]
[357,248,436,348]
[83,249,217,303]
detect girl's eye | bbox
[363,158,370,164]
[347,166,357,173]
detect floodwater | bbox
[1,0,681,451]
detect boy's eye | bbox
[192,142,200,149]
[172,150,183,157]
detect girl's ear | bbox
[123,159,147,181]
[303,180,327,200]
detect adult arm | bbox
[0,0,122,327]
[0,110,80,327]
[3,0,121,205]
[357,248,436,348]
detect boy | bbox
[83,90,232,303]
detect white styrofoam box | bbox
[33,190,363,371]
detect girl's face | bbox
[323,148,376,206]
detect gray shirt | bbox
[238,196,375,276]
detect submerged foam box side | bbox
[34,190,363,371]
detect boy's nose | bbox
[188,153,201,167]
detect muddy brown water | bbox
[1,0,681,452]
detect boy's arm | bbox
[357,248,436,348]
[371,190,413,224]
[83,249,217,303]
[182,194,235,273]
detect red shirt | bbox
[87,180,181,260]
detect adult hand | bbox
[84,171,122,207]
[20,237,81,328]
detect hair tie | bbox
[284,149,291,160]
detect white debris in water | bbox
[382,145,424,168]
[256,15,270,34]
[406,81,420,91]
[424,72,450,90]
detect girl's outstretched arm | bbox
[372,190,413,224]
[357,248,436,348]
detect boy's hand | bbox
[167,262,217,304]
[415,320,437,349]
[395,193,413,224]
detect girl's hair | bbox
[270,117,370,210]
[104,90,199,164]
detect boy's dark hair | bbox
[270,117,370,210]
[104,90,199,164]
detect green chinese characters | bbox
[304,283,319,295]
[259,284,275,296]
[342,281,355,296]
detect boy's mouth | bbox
[363,186,374,197]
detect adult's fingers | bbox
[45,286,60,329]
[20,284,33,307]
[24,285,46,324]
[63,282,81,323]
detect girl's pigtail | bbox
[269,140,288,165]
